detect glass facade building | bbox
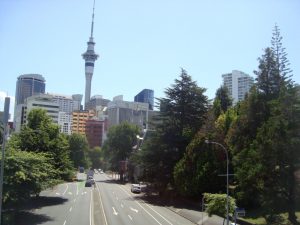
[134,89,154,110]
[15,74,46,105]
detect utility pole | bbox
[0,97,10,225]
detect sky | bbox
[1,0,300,120]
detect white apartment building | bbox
[49,93,81,113]
[23,94,59,125]
[58,111,72,135]
[222,70,254,104]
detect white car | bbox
[131,184,141,193]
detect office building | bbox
[222,70,254,104]
[82,1,99,109]
[15,74,46,105]
[107,95,149,130]
[85,95,110,111]
[14,74,46,131]
[49,93,81,113]
[134,89,154,110]
[85,118,105,148]
[21,94,59,129]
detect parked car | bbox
[131,184,141,193]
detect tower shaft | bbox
[82,0,98,109]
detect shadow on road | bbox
[3,196,68,225]
[20,196,68,210]
[3,210,53,225]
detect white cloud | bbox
[0,91,15,121]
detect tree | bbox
[8,108,73,180]
[3,150,59,204]
[213,85,232,118]
[68,133,90,169]
[87,147,103,169]
[173,134,226,197]
[103,122,139,179]
[139,69,209,192]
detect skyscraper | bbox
[134,89,154,110]
[15,74,46,105]
[14,74,46,131]
[82,0,99,109]
[222,70,254,104]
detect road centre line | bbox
[69,207,72,212]
[145,204,173,225]
[63,220,66,225]
[119,186,162,225]
[96,183,108,225]
[128,215,133,220]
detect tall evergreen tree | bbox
[213,85,232,118]
[139,69,209,192]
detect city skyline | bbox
[1,0,300,120]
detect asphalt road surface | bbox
[25,172,195,225]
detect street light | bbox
[205,140,229,225]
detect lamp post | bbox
[205,140,229,225]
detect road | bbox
[26,172,196,225]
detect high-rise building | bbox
[85,95,110,111]
[222,70,254,104]
[15,74,46,105]
[107,95,149,130]
[14,74,46,131]
[49,93,81,113]
[85,118,105,148]
[134,89,154,110]
[82,0,99,109]
[21,94,59,129]
[71,110,95,134]
[58,111,72,135]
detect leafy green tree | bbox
[8,108,73,180]
[173,134,226,197]
[203,193,236,220]
[139,69,209,192]
[103,122,139,179]
[68,133,90,169]
[3,150,59,204]
[87,147,103,169]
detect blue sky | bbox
[1,0,300,119]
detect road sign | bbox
[235,207,246,217]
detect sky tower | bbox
[82,0,99,109]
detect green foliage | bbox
[68,133,90,168]
[88,147,103,169]
[8,108,73,180]
[140,69,209,190]
[203,193,236,217]
[213,85,232,118]
[2,150,59,204]
[103,122,139,170]
[173,135,226,197]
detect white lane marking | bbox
[121,203,124,208]
[62,184,69,195]
[96,183,108,225]
[68,192,72,195]
[63,220,66,225]
[76,182,79,195]
[90,190,93,225]
[119,186,162,225]
[130,207,138,213]
[116,196,119,200]
[146,204,173,225]
[128,215,133,220]
[69,207,72,212]
[73,199,76,203]
[112,207,118,215]
[56,193,60,196]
